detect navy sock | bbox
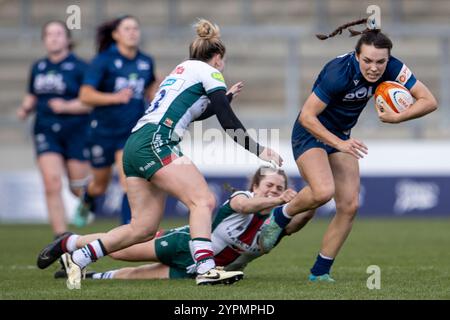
[83,186,96,211]
[121,194,132,225]
[310,253,335,276]
[272,205,291,229]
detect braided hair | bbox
[316,18,393,55]
[316,18,369,40]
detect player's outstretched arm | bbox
[47,98,92,115]
[208,89,283,166]
[230,189,297,214]
[79,85,133,107]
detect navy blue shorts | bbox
[291,120,350,160]
[33,120,89,161]
[87,129,130,168]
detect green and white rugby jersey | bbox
[132,60,227,138]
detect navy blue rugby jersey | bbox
[83,44,156,136]
[311,51,417,133]
[28,53,88,125]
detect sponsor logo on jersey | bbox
[137,60,150,70]
[35,134,46,143]
[343,86,373,101]
[33,71,66,94]
[164,118,174,127]
[211,72,225,83]
[61,62,75,70]
[91,145,104,157]
[51,123,61,132]
[396,64,412,85]
[139,161,156,172]
[38,61,47,71]
[114,59,123,69]
[114,73,145,98]
[171,66,185,74]
[160,240,168,247]
[161,78,177,87]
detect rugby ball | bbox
[374,81,414,113]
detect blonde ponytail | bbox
[195,18,221,40]
[189,18,226,61]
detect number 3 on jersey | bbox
[146,89,166,114]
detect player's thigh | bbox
[151,156,214,209]
[296,148,335,194]
[329,152,360,213]
[126,177,166,229]
[37,153,65,191]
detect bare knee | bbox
[311,186,335,206]
[189,192,216,213]
[43,174,62,196]
[129,222,158,243]
[336,198,359,221]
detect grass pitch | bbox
[0,218,449,300]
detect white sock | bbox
[189,239,215,274]
[65,235,80,252]
[281,204,292,219]
[71,239,106,268]
[92,270,117,280]
[319,252,334,260]
[196,259,216,275]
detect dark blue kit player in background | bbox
[18,20,91,238]
[74,15,159,226]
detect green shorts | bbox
[123,123,183,180]
[154,225,196,279]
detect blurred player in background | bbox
[17,20,91,238]
[260,18,437,282]
[73,15,159,227]
[48,167,301,282]
[38,18,282,288]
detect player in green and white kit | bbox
[52,167,310,281]
[39,19,282,289]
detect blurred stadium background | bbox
[1,0,450,222]
[1,0,450,301]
